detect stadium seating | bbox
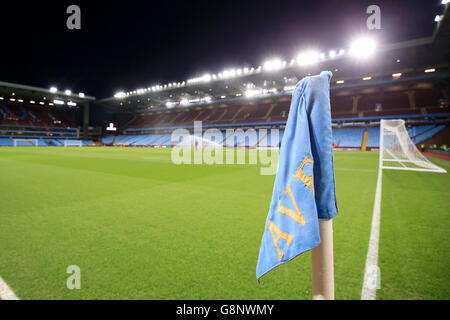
[126,85,448,131]
[100,122,447,149]
[0,103,73,128]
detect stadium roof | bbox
[0,81,95,108]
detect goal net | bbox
[380,119,446,173]
[64,140,83,147]
[13,139,39,147]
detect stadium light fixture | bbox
[67,101,77,106]
[329,50,336,58]
[78,92,85,98]
[349,37,376,58]
[245,89,263,97]
[40,102,45,105]
[114,91,126,99]
[188,74,211,84]
[220,95,226,99]
[180,99,189,105]
[65,89,72,95]
[53,99,65,105]
[435,15,443,22]
[442,0,450,4]
[297,51,319,66]
[10,98,16,101]
[336,80,345,84]
[0,97,4,100]
[392,73,402,78]
[362,76,372,81]
[425,68,436,73]
[18,99,24,103]
[48,103,54,106]
[50,87,57,93]
[283,85,296,92]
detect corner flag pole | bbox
[311,219,335,300]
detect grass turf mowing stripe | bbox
[0,148,377,299]
[376,157,450,300]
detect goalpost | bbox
[362,119,446,300]
[13,139,39,147]
[380,119,446,173]
[64,140,83,147]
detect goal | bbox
[380,119,446,173]
[13,139,39,147]
[362,119,446,300]
[64,140,83,147]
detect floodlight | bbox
[297,51,319,66]
[264,59,283,71]
[114,92,126,99]
[53,99,65,105]
[245,89,263,97]
[349,38,376,58]
[283,85,296,91]
[79,92,85,98]
[425,68,436,73]
[50,87,57,93]
[65,89,72,95]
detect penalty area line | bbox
[0,275,20,300]
[361,166,382,300]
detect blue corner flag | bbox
[256,71,338,280]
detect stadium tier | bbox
[0,102,74,128]
[121,83,449,132]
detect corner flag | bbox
[256,71,338,280]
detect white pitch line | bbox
[361,166,382,300]
[0,276,20,300]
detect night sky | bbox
[0,0,442,98]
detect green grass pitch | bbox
[0,147,448,300]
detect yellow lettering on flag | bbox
[277,184,306,225]
[293,156,314,195]
[268,220,294,261]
